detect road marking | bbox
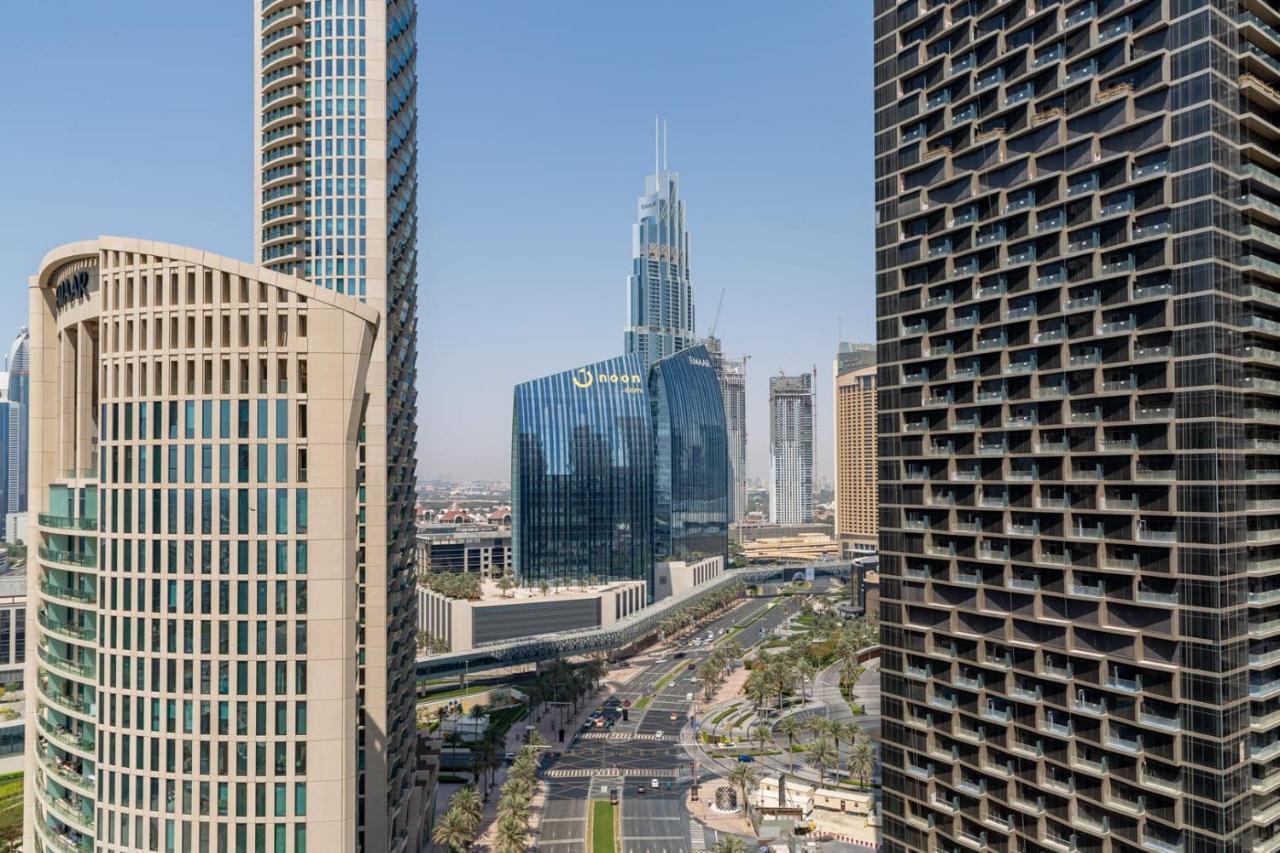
[546,767,679,778]
[689,823,705,850]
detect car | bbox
[504,752,517,762]
[651,778,660,789]
[686,663,696,671]
[655,730,664,738]
[738,755,755,763]
[670,712,678,721]
[673,652,686,659]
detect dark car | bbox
[673,652,686,659]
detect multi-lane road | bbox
[537,593,804,853]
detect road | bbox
[537,593,803,853]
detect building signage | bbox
[53,266,97,313]
[571,367,644,394]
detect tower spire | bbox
[663,119,668,171]
[654,114,660,180]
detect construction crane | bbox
[707,289,726,338]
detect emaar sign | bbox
[52,264,98,313]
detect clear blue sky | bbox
[1,1,875,484]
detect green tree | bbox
[712,836,748,853]
[750,724,770,753]
[497,571,516,598]
[849,739,875,789]
[449,787,484,833]
[775,715,804,767]
[494,814,528,853]
[803,735,838,785]
[726,763,759,812]
[432,807,475,853]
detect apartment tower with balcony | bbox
[874,1,1280,851]
[254,1,426,850]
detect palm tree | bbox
[432,807,475,852]
[803,735,838,785]
[497,793,532,829]
[449,787,484,832]
[726,763,759,812]
[494,814,528,853]
[501,774,534,801]
[829,720,850,756]
[796,659,817,701]
[697,661,723,701]
[849,740,875,789]
[750,724,770,754]
[775,716,803,768]
[743,670,770,711]
[469,752,488,796]
[712,836,748,853]
[805,716,832,742]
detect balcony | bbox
[38,548,95,569]
[1099,17,1133,42]
[1133,160,1168,179]
[1066,293,1101,310]
[1005,84,1034,106]
[37,514,97,532]
[975,69,1004,91]
[1065,4,1096,27]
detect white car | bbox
[651,778,660,789]
[655,730,664,738]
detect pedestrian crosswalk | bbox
[579,731,670,741]
[689,822,705,851]
[544,767,681,779]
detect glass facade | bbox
[512,355,655,590]
[625,168,696,368]
[650,344,729,562]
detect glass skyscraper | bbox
[512,355,655,591]
[625,152,697,368]
[513,346,730,597]
[6,328,28,519]
[650,344,730,562]
[874,2,1280,852]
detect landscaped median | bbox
[589,799,617,853]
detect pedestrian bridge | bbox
[415,561,855,679]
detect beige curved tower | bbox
[25,238,376,851]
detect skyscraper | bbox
[768,371,815,524]
[834,343,876,554]
[874,3,1280,852]
[625,124,697,368]
[6,328,29,521]
[254,2,424,850]
[705,336,747,523]
[650,344,731,562]
[25,2,430,851]
[512,345,729,597]
[512,354,656,591]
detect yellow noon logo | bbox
[572,369,644,390]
